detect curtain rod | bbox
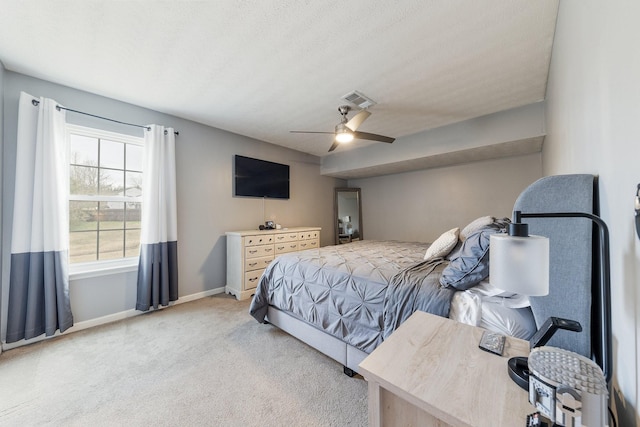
[31,99,179,135]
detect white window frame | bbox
[66,124,144,279]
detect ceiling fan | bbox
[290,105,395,152]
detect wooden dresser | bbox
[225,227,321,300]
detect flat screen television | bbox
[234,155,290,199]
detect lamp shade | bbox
[489,233,550,296]
[335,123,354,143]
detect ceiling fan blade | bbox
[328,141,340,152]
[290,131,335,134]
[345,110,371,131]
[353,131,395,144]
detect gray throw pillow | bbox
[440,218,510,290]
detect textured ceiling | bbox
[0,1,559,157]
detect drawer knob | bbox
[249,250,257,254]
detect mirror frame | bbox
[334,187,363,245]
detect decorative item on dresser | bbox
[225,227,321,300]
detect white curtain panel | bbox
[136,124,179,311]
[6,92,73,343]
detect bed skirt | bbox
[266,306,369,374]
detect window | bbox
[68,125,144,265]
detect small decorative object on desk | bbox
[526,412,549,427]
[478,330,506,356]
[528,346,608,427]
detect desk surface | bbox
[359,311,533,427]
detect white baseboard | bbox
[1,286,226,351]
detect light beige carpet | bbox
[0,294,368,426]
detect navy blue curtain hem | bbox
[6,251,74,343]
[136,241,179,312]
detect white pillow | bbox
[472,279,531,309]
[460,216,494,241]
[424,227,460,260]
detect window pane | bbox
[125,202,141,229]
[126,144,143,172]
[125,229,141,257]
[125,171,143,196]
[68,127,144,265]
[99,169,125,195]
[100,140,124,169]
[69,231,98,263]
[70,165,98,195]
[98,202,124,230]
[70,201,98,232]
[70,134,98,166]
[98,230,124,260]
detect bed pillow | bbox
[424,227,460,260]
[439,219,509,290]
[445,239,464,261]
[460,216,494,241]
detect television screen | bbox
[234,155,290,199]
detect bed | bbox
[249,174,601,377]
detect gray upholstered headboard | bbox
[513,174,597,360]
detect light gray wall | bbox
[349,153,542,243]
[1,71,345,331]
[543,2,640,424]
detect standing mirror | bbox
[334,188,363,244]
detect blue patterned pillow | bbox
[440,219,509,290]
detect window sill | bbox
[69,258,139,281]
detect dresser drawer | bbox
[275,242,298,254]
[245,245,274,258]
[244,268,265,290]
[274,232,298,243]
[298,239,319,250]
[298,231,319,240]
[245,255,273,271]
[245,234,275,247]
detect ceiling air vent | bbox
[341,90,377,109]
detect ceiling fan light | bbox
[335,123,354,143]
[335,131,354,143]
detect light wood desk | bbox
[358,311,532,427]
